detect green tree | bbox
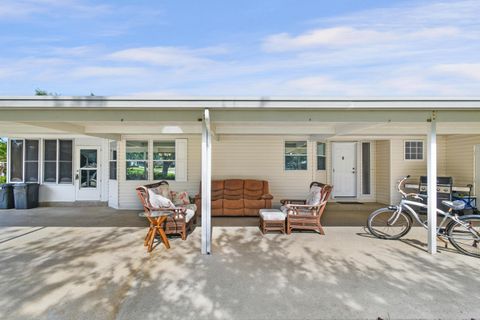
[0,138,6,162]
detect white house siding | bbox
[118,135,201,209]
[118,135,330,209]
[388,136,447,203]
[375,140,391,204]
[445,135,480,186]
[211,135,318,208]
[5,135,109,203]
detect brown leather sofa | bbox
[195,179,273,216]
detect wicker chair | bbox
[281,182,333,235]
[136,182,196,241]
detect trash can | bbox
[13,183,39,209]
[0,183,14,209]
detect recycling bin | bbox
[13,183,39,209]
[0,183,14,209]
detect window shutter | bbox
[175,139,188,182]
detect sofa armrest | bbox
[261,193,273,200]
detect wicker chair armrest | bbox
[280,199,306,205]
[146,205,186,213]
[261,193,274,200]
[286,201,327,209]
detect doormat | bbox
[337,201,364,204]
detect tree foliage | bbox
[0,138,6,162]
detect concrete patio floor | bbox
[0,208,479,320]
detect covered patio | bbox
[1,97,480,257]
[0,209,479,319]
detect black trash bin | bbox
[13,183,39,209]
[0,183,15,209]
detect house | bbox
[1,96,480,253]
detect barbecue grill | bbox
[418,176,453,213]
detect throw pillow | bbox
[173,191,191,206]
[153,184,172,200]
[306,186,322,206]
[148,188,174,208]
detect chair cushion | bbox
[152,184,172,200]
[306,186,322,205]
[259,209,286,220]
[211,180,224,200]
[148,189,174,208]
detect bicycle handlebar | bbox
[397,175,424,200]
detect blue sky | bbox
[0,0,479,96]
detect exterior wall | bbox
[5,135,110,203]
[375,140,390,204]
[118,135,334,209]
[118,135,201,209]
[445,135,480,186]
[388,136,447,203]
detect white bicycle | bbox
[367,175,480,258]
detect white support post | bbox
[427,113,437,254]
[201,109,212,255]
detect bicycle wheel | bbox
[446,215,480,258]
[367,208,412,239]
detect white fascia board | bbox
[1,96,480,110]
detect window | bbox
[43,139,73,184]
[109,141,117,180]
[10,140,24,182]
[362,142,371,195]
[153,141,175,180]
[285,141,307,170]
[317,142,326,170]
[43,140,57,183]
[58,140,73,184]
[9,139,39,183]
[25,140,39,182]
[126,140,148,180]
[404,140,424,160]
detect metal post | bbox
[427,113,437,254]
[201,109,212,255]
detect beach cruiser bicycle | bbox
[367,175,480,258]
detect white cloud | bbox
[71,66,147,78]
[107,46,220,69]
[263,26,464,52]
[432,64,480,81]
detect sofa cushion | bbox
[224,179,244,200]
[244,199,266,209]
[244,179,264,199]
[211,180,225,201]
[223,199,244,215]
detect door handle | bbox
[75,171,79,180]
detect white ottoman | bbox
[259,209,287,234]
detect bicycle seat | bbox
[442,200,465,211]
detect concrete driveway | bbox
[0,208,479,320]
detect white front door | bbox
[332,142,357,197]
[75,146,101,201]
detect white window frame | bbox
[284,140,308,171]
[7,138,40,183]
[316,142,326,171]
[125,139,149,181]
[42,139,74,185]
[152,140,176,181]
[109,141,117,181]
[404,140,425,161]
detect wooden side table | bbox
[139,211,172,252]
[259,209,287,234]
